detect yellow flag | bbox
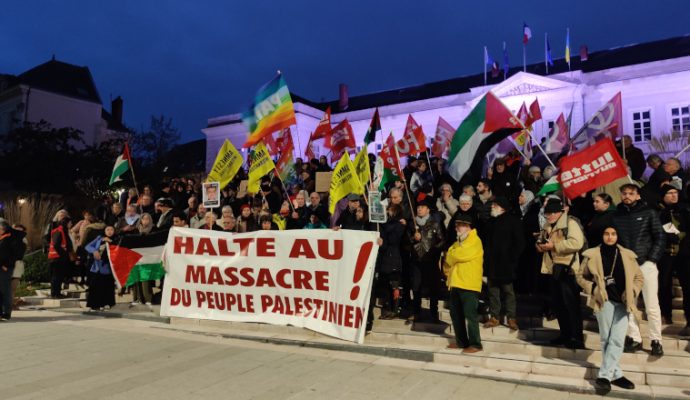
[248,142,276,193]
[353,148,371,187]
[206,139,243,189]
[328,153,364,214]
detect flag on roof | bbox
[546,35,554,67]
[565,28,571,66]
[523,23,532,44]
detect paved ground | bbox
[0,310,606,400]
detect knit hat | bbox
[492,196,511,211]
[544,198,564,213]
[660,184,679,196]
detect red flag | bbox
[262,132,279,156]
[396,115,427,157]
[274,128,290,148]
[380,133,404,179]
[312,106,332,140]
[545,113,569,154]
[431,117,454,158]
[327,119,356,163]
[571,92,622,150]
[526,98,542,126]
[304,132,315,160]
[558,138,628,199]
[516,102,529,125]
[275,132,295,176]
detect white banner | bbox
[160,228,379,344]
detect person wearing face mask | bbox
[577,225,643,393]
[537,198,586,349]
[443,215,484,353]
[483,196,525,331]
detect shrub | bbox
[22,251,51,283]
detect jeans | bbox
[596,301,628,380]
[449,288,482,348]
[488,280,516,319]
[628,261,662,342]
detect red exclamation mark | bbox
[350,242,374,301]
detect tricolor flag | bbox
[109,143,132,185]
[242,74,297,148]
[107,230,167,289]
[363,108,381,146]
[447,92,524,181]
[485,47,499,78]
[523,23,532,44]
[536,176,561,196]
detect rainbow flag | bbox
[242,74,297,148]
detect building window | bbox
[632,110,652,142]
[671,105,690,133]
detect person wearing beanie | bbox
[577,225,643,393]
[483,196,525,331]
[443,215,484,353]
[407,194,445,322]
[537,197,586,349]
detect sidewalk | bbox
[21,291,690,400]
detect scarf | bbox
[125,214,140,226]
[415,215,430,226]
[520,190,535,216]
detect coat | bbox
[613,201,665,264]
[576,245,644,317]
[376,219,405,274]
[485,212,525,283]
[540,213,585,275]
[443,229,483,292]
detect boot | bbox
[507,318,519,331]
[483,317,499,328]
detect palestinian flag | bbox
[107,230,167,288]
[363,108,381,145]
[447,92,524,182]
[109,143,132,185]
[537,176,561,196]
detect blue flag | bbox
[546,37,554,66]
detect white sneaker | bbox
[104,305,110,311]
[130,301,141,307]
[145,302,153,310]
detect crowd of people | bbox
[2,136,689,393]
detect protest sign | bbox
[368,191,387,223]
[315,171,332,193]
[160,228,379,344]
[202,181,220,208]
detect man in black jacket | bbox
[407,197,445,322]
[613,183,666,356]
[483,196,525,331]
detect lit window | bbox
[632,110,652,142]
[671,106,690,133]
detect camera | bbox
[536,238,548,245]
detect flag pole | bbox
[125,142,141,198]
[393,134,418,232]
[533,139,558,170]
[523,43,526,72]
[674,142,690,158]
[483,46,487,86]
[545,33,549,75]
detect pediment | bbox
[492,72,576,97]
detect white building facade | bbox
[203,36,690,173]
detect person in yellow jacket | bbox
[443,214,484,353]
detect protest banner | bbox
[558,138,628,199]
[160,228,380,344]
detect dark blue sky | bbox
[3,1,689,143]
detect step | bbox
[165,317,690,396]
[21,296,83,308]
